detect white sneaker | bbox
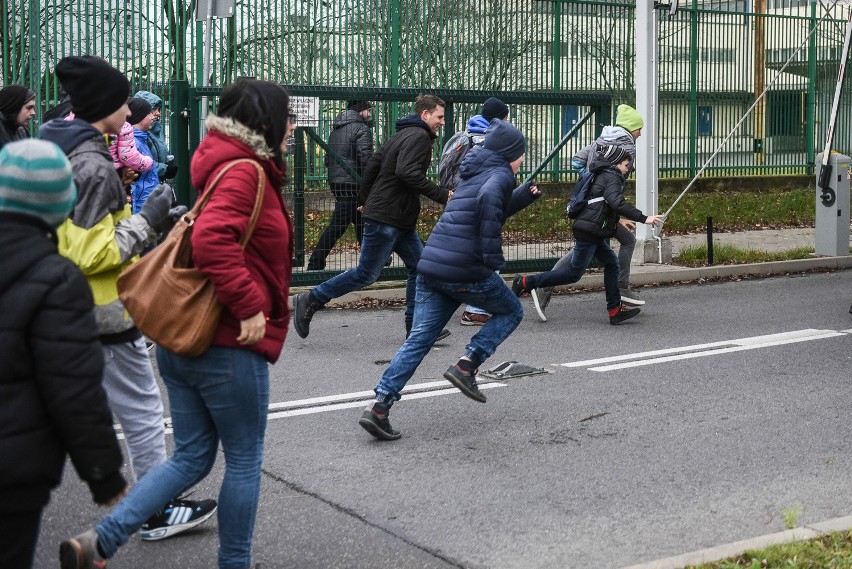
[531,289,547,322]
[619,285,645,306]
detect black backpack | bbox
[566,171,603,219]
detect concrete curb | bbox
[620,514,852,569]
[291,256,852,305]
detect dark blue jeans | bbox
[374,272,523,402]
[306,184,363,270]
[526,238,621,310]
[312,219,423,323]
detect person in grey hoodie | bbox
[41,56,216,547]
[306,100,374,271]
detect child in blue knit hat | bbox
[0,139,127,569]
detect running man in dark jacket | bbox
[512,145,663,325]
[306,100,374,270]
[293,94,452,340]
[359,120,540,440]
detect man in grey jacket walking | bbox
[307,100,374,271]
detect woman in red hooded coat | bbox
[61,80,294,569]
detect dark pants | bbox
[526,237,621,310]
[0,508,42,569]
[307,184,363,270]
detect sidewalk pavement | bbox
[294,227,852,304]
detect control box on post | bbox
[815,152,851,257]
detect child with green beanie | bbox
[533,103,648,321]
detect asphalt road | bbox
[36,270,852,569]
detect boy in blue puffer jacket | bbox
[359,119,540,441]
[512,145,663,325]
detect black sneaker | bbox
[293,292,322,339]
[618,285,645,306]
[511,274,528,297]
[140,497,218,541]
[530,289,547,322]
[443,364,486,403]
[359,408,402,440]
[609,304,641,325]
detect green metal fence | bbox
[5,1,852,180]
[4,0,852,282]
[179,84,610,284]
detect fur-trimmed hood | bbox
[192,114,283,193]
[205,114,274,159]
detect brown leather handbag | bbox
[117,159,266,357]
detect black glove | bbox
[163,160,178,179]
[139,184,173,228]
[155,205,189,235]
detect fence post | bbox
[169,79,193,206]
[293,127,306,268]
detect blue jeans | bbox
[526,238,621,310]
[374,272,523,402]
[97,347,269,569]
[312,219,424,323]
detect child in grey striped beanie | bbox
[0,139,77,227]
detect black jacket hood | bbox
[395,113,436,138]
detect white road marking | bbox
[114,378,506,438]
[560,328,848,372]
[114,328,850,439]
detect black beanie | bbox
[483,119,526,162]
[481,97,509,121]
[596,144,630,166]
[128,98,152,126]
[347,100,372,112]
[55,56,130,123]
[0,85,36,119]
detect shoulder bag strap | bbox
[186,158,267,250]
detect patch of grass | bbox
[301,189,817,250]
[674,244,816,266]
[784,506,804,530]
[659,189,814,233]
[686,529,852,568]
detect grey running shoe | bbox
[538,287,553,310]
[443,364,486,403]
[531,289,547,322]
[618,285,645,306]
[359,408,402,440]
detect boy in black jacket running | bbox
[512,145,663,325]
